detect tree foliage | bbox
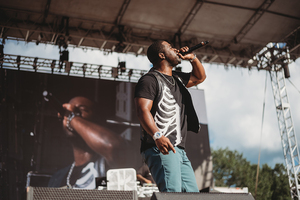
[212,147,290,200]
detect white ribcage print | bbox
[154,86,181,146]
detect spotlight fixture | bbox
[59,49,69,72]
[0,44,3,67]
[36,33,43,45]
[82,63,87,77]
[119,61,126,73]
[51,60,56,74]
[112,67,118,78]
[98,65,103,78]
[128,69,133,81]
[17,55,21,69]
[33,57,38,71]
[66,62,73,75]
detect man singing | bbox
[48,96,131,189]
[134,40,206,192]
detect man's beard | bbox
[167,56,181,67]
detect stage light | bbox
[115,42,126,53]
[82,63,87,77]
[98,65,102,78]
[36,33,43,45]
[128,69,133,81]
[128,69,133,76]
[51,60,56,73]
[0,44,3,57]
[59,49,69,72]
[0,44,3,67]
[33,57,38,71]
[57,35,66,48]
[16,55,21,69]
[119,61,126,73]
[112,67,118,78]
[66,62,73,74]
[60,50,69,62]
[283,64,290,78]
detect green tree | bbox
[271,164,290,200]
[212,148,290,200]
[212,147,255,187]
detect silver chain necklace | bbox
[155,70,175,86]
[67,162,75,188]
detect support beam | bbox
[77,37,84,47]
[204,0,300,21]
[208,55,218,63]
[115,0,131,25]
[227,57,236,64]
[100,40,107,49]
[122,44,131,53]
[177,0,204,35]
[137,47,143,55]
[42,0,52,23]
[0,27,4,38]
[233,0,274,44]
[50,33,56,43]
[282,26,300,60]
[236,59,243,65]
[25,30,29,42]
[200,55,207,62]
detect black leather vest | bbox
[140,70,200,152]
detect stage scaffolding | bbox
[0,54,148,82]
[255,42,300,199]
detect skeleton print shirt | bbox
[135,70,191,152]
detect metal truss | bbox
[282,26,300,61]
[177,0,204,36]
[233,0,274,44]
[0,6,260,68]
[1,54,148,83]
[255,43,300,199]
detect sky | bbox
[3,40,300,168]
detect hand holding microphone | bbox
[43,91,79,117]
[43,91,65,116]
[43,91,81,132]
[179,41,209,56]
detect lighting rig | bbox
[254,43,300,199]
[0,54,147,83]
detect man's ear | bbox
[158,52,165,60]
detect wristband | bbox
[153,132,162,140]
[66,112,81,132]
[189,53,197,63]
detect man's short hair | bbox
[147,40,165,65]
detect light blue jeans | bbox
[142,146,199,192]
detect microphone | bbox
[43,91,65,116]
[180,41,209,56]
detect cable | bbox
[255,70,268,199]
[287,78,300,94]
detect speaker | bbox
[27,187,138,200]
[150,192,255,200]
